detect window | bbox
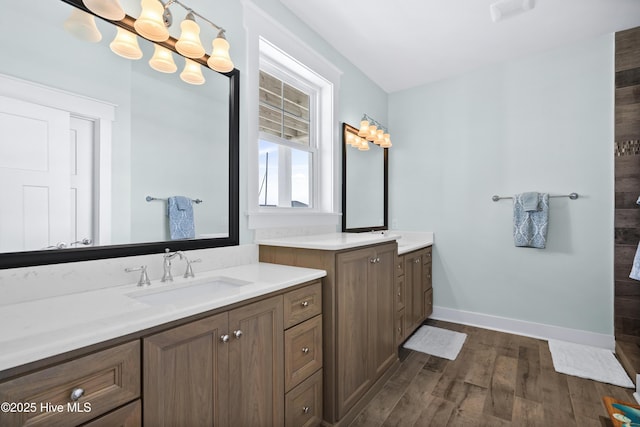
[244,3,342,229]
[258,70,314,208]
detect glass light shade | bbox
[149,44,177,73]
[175,18,205,59]
[64,9,102,43]
[83,0,125,21]
[134,0,169,42]
[207,35,234,73]
[381,134,392,148]
[375,129,385,144]
[366,125,377,142]
[110,27,143,60]
[180,59,206,85]
[346,133,355,146]
[358,138,370,151]
[357,120,369,137]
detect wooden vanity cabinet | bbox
[260,241,397,426]
[143,295,284,427]
[397,246,433,344]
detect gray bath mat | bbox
[403,325,467,360]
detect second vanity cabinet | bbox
[396,246,433,344]
[260,241,397,426]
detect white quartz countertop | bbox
[0,262,326,373]
[257,231,433,255]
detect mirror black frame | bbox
[0,0,240,269]
[341,123,388,233]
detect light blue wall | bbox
[389,34,615,335]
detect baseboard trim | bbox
[431,306,615,350]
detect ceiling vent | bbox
[490,0,535,22]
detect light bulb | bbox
[180,59,206,85]
[207,32,234,73]
[64,9,102,43]
[110,27,143,60]
[82,0,125,21]
[149,44,177,73]
[175,13,205,59]
[134,0,169,42]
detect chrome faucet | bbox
[162,248,185,282]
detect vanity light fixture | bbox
[82,0,125,21]
[149,44,177,73]
[355,114,392,149]
[64,8,103,42]
[180,58,205,85]
[207,31,234,73]
[110,27,143,59]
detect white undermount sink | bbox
[128,277,252,306]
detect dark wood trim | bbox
[0,0,240,269]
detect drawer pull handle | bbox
[302,347,310,354]
[301,301,309,308]
[302,406,311,414]
[70,388,84,401]
[233,330,243,339]
[220,334,230,343]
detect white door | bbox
[69,116,95,247]
[0,95,94,252]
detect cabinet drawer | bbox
[284,281,322,328]
[0,341,140,427]
[396,308,406,346]
[423,247,432,264]
[424,288,433,318]
[285,369,323,427]
[396,275,406,311]
[80,399,141,427]
[285,315,323,392]
[396,255,405,277]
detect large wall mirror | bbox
[0,0,239,269]
[342,123,388,232]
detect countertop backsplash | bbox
[0,244,258,307]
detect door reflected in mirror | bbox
[342,123,388,232]
[0,0,239,268]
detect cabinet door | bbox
[143,313,229,427]
[370,244,396,380]
[336,247,373,418]
[405,251,424,333]
[228,296,284,427]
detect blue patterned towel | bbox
[167,196,195,240]
[630,241,640,281]
[513,193,549,249]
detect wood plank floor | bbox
[349,320,636,427]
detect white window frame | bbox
[258,62,317,209]
[243,0,342,229]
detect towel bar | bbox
[146,196,203,204]
[491,193,578,202]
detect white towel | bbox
[630,241,640,281]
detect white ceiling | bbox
[279,0,640,93]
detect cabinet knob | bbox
[70,388,84,401]
[233,330,243,339]
[302,347,310,354]
[415,258,420,264]
[301,301,309,308]
[220,334,230,343]
[302,406,311,414]
[397,290,401,297]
